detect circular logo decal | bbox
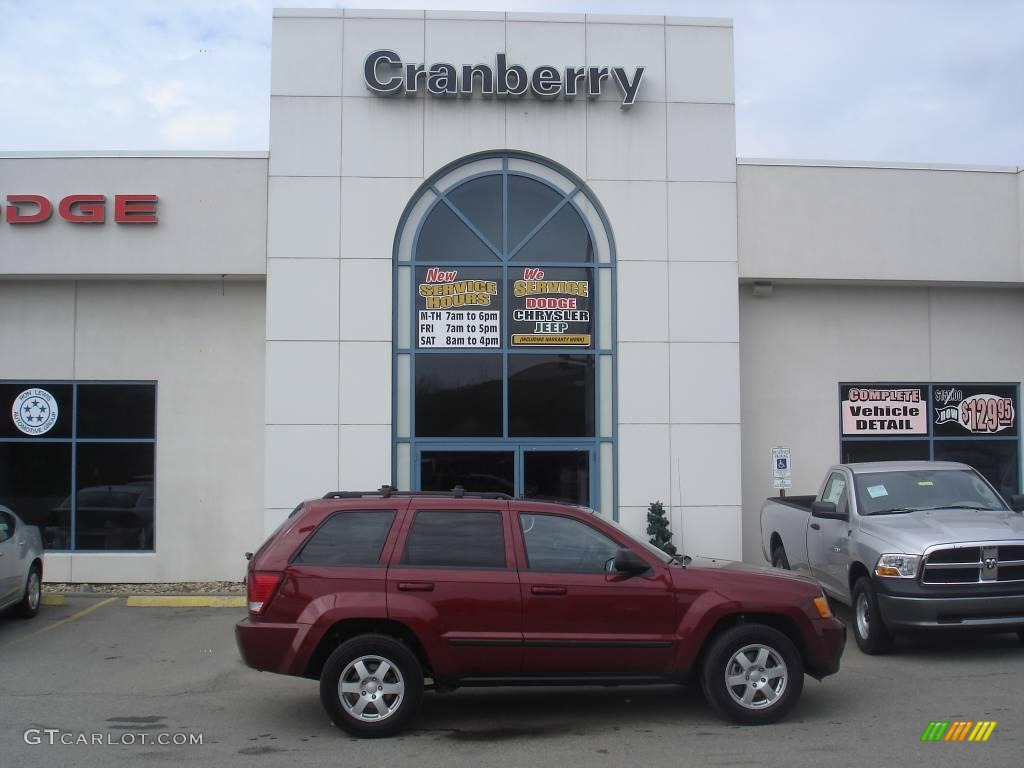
[12,388,59,436]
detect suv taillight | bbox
[248,571,282,615]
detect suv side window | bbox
[401,511,505,569]
[293,510,396,566]
[520,513,620,574]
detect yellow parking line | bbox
[41,595,65,606]
[125,596,245,608]
[2,597,118,648]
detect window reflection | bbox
[509,355,595,437]
[415,355,502,437]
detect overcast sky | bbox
[1,0,1021,166]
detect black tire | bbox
[771,544,790,570]
[13,563,41,619]
[700,624,804,725]
[319,634,423,738]
[1017,630,1024,644]
[851,577,894,654]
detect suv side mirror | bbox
[811,500,848,520]
[1010,494,1024,512]
[610,548,650,576]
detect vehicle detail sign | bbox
[509,267,593,347]
[841,386,927,436]
[933,385,1017,436]
[417,266,500,349]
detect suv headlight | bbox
[875,553,921,578]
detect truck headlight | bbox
[875,553,921,578]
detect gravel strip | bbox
[44,581,245,595]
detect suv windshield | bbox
[855,469,1008,515]
[595,511,674,563]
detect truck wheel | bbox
[700,624,804,725]
[13,563,42,619]
[319,634,423,738]
[851,577,893,654]
[771,544,790,570]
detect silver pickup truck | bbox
[760,461,1024,653]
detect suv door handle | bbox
[531,585,567,596]
[809,523,820,530]
[397,581,434,592]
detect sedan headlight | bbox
[875,553,921,578]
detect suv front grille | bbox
[922,543,1024,585]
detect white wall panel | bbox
[266,341,339,424]
[341,177,422,260]
[667,182,737,261]
[670,342,740,424]
[266,259,340,341]
[341,97,424,178]
[269,97,341,177]
[588,100,667,181]
[665,25,734,103]
[271,17,344,96]
[268,177,341,260]
[588,180,667,262]
[618,342,671,424]
[668,261,739,342]
[339,260,392,341]
[667,103,736,182]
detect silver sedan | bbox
[0,505,43,618]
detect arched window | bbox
[392,152,617,515]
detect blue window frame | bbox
[392,152,617,516]
[0,380,156,551]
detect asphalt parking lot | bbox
[1,597,1021,768]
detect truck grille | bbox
[922,543,1024,585]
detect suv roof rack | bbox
[322,484,512,501]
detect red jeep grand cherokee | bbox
[237,488,845,738]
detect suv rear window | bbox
[293,510,396,566]
[401,510,505,569]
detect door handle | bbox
[809,523,820,530]
[397,581,434,592]
[531,585,567,596]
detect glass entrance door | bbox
[522,448,590,506]
[419,450,515,497]
[417,446,592,506]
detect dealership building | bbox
[1,8,1022,582]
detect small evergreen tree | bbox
[647,500,677,555]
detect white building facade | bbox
[0,9,1020,582]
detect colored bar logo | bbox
[921,721,997,742]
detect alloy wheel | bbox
[338,655,405,722]
[724,644,788,710]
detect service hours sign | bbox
[417,266,501,349]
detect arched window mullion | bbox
[507,186,581,260]
[430,184,503,260]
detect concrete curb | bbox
[125,596,246,608]
[40,594,245,607]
